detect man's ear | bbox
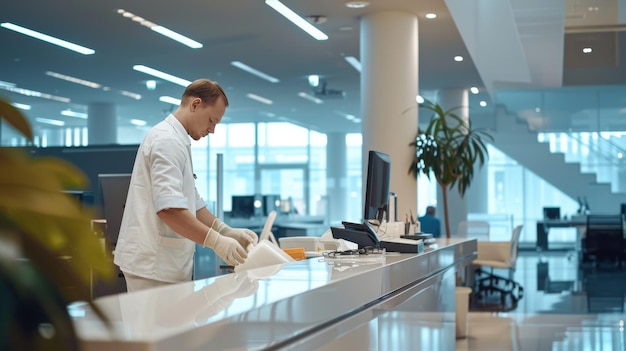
[190,97,202,111]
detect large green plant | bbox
[408,99,493,238]
[0,98,113,350]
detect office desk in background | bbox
[536,218,586,251]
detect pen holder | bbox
[384,222,406,238]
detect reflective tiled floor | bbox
[458,250,626,351]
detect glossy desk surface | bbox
[70,238,476,351]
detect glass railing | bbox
[537,131,626,194]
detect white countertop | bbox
[70,238,476,351]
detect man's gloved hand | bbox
[203,228,247,266]
[212,218,259,249]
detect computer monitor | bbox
[262,194,281,216]
[363,150,391,222]
[543,207,561,220]
[98,173,132,248]
[231,195,260,218]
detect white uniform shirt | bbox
[114,114,206,283]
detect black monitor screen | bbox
[363,150,391,222]
[98,173,132,247]
[543,207,561,220]
[231,195,258,218]
[262,194,281,216]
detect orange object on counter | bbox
[283,247,306,261]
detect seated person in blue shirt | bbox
[419,206,441,238]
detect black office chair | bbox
[581,214,624,268]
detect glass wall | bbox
[2,112,610,248]
[199,122,328,218]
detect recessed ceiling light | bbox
[582,47,592,54]
[416,95,425,104]
[479,101,487,107]
[146,80,157,90]
[470,87,479,94]
[454,56,464,62]
[345,1,370,8]
[425,13,437,19]
[308,75,320,87]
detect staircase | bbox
[491,105,626,213]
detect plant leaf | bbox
[0,98,32,140]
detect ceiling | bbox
[1,0,625,136]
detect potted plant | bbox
[0,97,113,350]
[408,99,493,238]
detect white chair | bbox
[457,220,490,241]
[472,225,524,309]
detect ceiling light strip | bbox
[11,102,31,110]
[117,9,203,49]
[0,84,70,102]
[1,22,95,55]
[46,71,101,88]
[133,65,191,87]
[344,56,361,72]
[231,61,279,83]
[298,92,323,104]
[61,110,88,119]
[120,90,142,100]
[130,119,147,126]
[159,96,181,105]
[265,0,328,40]
[151,26,203,49]
[36,117,65,126]
[246,93,273,105]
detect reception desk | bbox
[70,238,476,351]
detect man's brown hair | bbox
[182,79,229,106]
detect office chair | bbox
[581,214,624,267]
[457,220,490,241]
[472,225,524,309]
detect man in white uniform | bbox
[114,79,258,292]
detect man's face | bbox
[189,96,226,140]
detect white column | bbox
[42,128,64,147]
[361,11,419,222]
[436,88,469,237]
[88,103,117,145]
[326,132,347,225]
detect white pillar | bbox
[326,132,348,225]
[88,103,117,145]
[41,128,64,147]
[361,11,419,222]
[436,88,469,237]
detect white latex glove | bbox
[212,218,259,249]
[203,228,247,266]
